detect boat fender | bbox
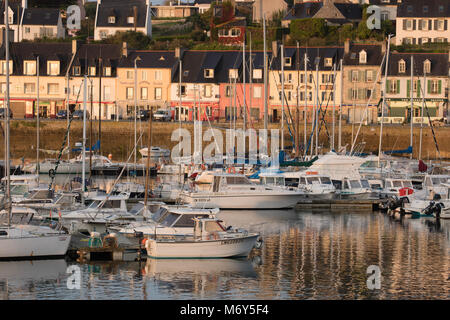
[254,237,263,249]
[141,238,148,246]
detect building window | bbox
[103,67,111,76]
[436,20,445,31]
[407,5,413,14]
[381,11,389,21]
[203,85,212,97]
[0,83,5,93]
[253,69,262,79]
[424,60,431,74]
[359,50,367,64]
[24,83,35,94]
[366,70,374,82]
[204,69,214,79]
[406,20,413,30]
[366,89,372,99]
[351,88,358,100]
[73,66,81,75]
[100,31,108,39]
[140,87,148,100]
[25,27,30,33]
[103,86,111,100]
[47,83,59,94]
[434,37,445,43]
[126,87,134,99]
[430,80,440,94]
[47,61,59,75]
[108,16,116,24]
[389,80,398,94]
[254,86,262,98]
[230,28,240,37]
[398,60,406,73]
[89,67,96,76]
[177,85,186,96]
[423,5,428,13]
[24,61,36,75]
[284,57,291,67]
[127,17,135,24]
[324,58,332,67]
[154,70,162,81]
[403,38,413,45]
[154,87,162,100]
[225,85,232,97]
[439,6,444,13]
[421,37,430,44]
[351,70,358,82]
[127,70,134,80]
[420,19,428,30]
[229,69,238,79]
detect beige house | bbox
[342,41,385,124]
[253,0,288,22]
[116,50,177,119]
[152,3,198,18]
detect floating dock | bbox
[296,199,382,211]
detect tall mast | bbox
[378,34,391,167]
[304,50,307,158]
[249,33,253,128]
[338,58,343,151]
[178,52,182,184]
[332,62,336,151]
[4,0,11,225]
[315,58,319,156]
[263,14,268,130]
[36,56,40,183]
[281,43,284,151]
[98,54,102,155]
[82,75,87,203]
[144,109,152,207]
[66,66,70,160]
[419,71,426,160]
[243,38,246,132]
[410,55,413,159]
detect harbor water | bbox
[0,171,449,300]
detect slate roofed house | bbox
[94,0,152,41]
[395,0,449,45]
[0,0,65,43]
[282,0,362,27]
[217,17,246,46]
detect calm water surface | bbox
[0,175,449,299]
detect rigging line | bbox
[47,77,86,193]
[418,79,441,161]
[349,50,387,156]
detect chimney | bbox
[175,47,180,58]
[133,6,137,32]
[272,41,278,58]
[344,39,350,54]
[21,0,27,8]
[122,42,128,57]
[72,39,79,54]
[381,39,386,54]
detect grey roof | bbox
[387,53,449,77]
[397,0,449,18]
[0,42,72,76]
[96,0,148,28]
[118,51,178,69]
[343,44,384,66]
[369,0,401,5]
[284,2,362,22]
[73,43,123,76]
[0,6,60,26]
[271,47,344,71]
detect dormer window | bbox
[423,6,428,13]
[359,50,367,64]
[0,60,13,75]
[204,69,214,78]
[407,5,413,13]
[47,61,59,75]
[398,60,406,73]
[324,58,333,67]
[103,67,111,76]
[424,59,431,74]
[229,69,238,79]
[284,57,291,67]
[127,17,135,24]
[108,16,115,24]
[253,69,262,79]
[439,6,444,13]
[89,67,96,76]
[24,61,36,75]
[73,66,81,75]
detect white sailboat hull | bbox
[23,161,86,174]
[145,234,259,258]
[0,234,71,259]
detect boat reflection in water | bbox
[0,259,68,299]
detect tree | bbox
[289,19,327,42]
[102,31,152,50]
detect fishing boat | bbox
[144,217,260,259]
[180,173,306,209]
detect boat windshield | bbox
[10,184,29,195]
[159,212,180,227]
[385,181,392,188]
[402,181,413,188]
[286,178,299,187]
[361,180,370,188]
[205,221,225,233]
[173,214,209,228]
[226,176,251,185]
[431,177,447,185]
[101,200,122,209]
[350,180,361,188]
[320,177,332,185]
[393,181,402,188]
[152,207,168,223]
[88,201,101,209]
[306,177,320,184]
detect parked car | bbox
[153,109,172,121]
[137,110,150,121]
[0,108,13,118]
[56,110,68,119]
[72,110,90,120]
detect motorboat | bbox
[180,173,306,209]
[334,178,378,200]
[379,178,416,199]
[281,171,336,200]
[139,146,170,159]
[144,217,260,259]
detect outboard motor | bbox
[422,201,444,217]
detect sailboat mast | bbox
[304,51,307,158]
[82,75,87,202]
[332,62,336,151]
[315,59,319,156]
[419,71,426,160]
[36,56,40,183]
[144,109,152,207]
[243,39,246,132]
[4,0,11,225]
[281,43,284,151]
[98,55,102,155]
[263,14,268,130]
[410,55,413,159]
[378,34,391,167]
[338,58,343,151]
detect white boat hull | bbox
[0,234,71,259]
[145,234,259,258]
[181,192,304,209]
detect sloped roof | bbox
[271,46,344,71]
[397,0,449,18]
[343,44,384,66]
[118,51,178,69]
[387,52,449,77]
[96,0,148,28]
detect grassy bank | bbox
[1,120,449,164]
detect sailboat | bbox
[0,3,71,259]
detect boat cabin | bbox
[211,174,254,192]
[152,206,211,228]
[86,194,129,211]
[193,217,226,240]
